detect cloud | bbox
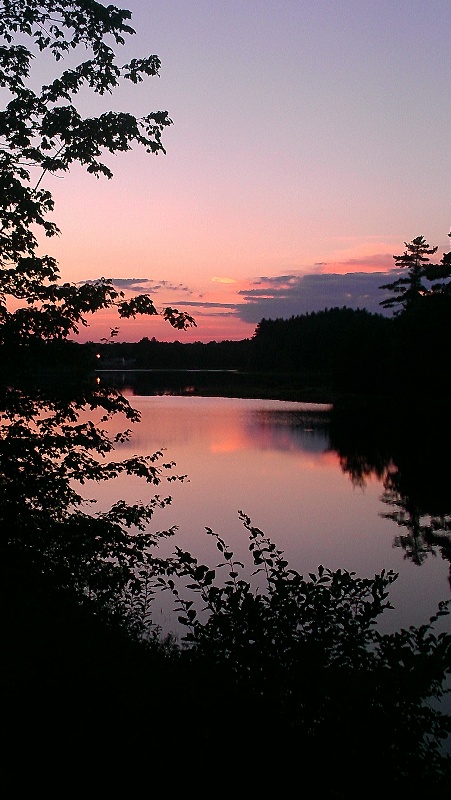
[160,300,240,318]
[78,280,243,319]
[173,300,238,309]
[79,277,193,294]
[312,254,394,274]
[79,266,401,329]
[236,271,398,323]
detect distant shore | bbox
[95,366,338,405]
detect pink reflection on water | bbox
[81,395,451,640]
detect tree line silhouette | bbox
[92,231,451,400]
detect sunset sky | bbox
[40,0,450,343]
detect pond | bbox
[90,380,451,643]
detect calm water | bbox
[88,391,451,641]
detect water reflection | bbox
[329,405,451,584]
[245,409,331,454]
[87,381,451,639]
[108,369,451,581]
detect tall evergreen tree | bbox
[380,235,438,315]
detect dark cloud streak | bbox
[236,271,398,323]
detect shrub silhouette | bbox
[155,512,451,791]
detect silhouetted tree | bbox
[0,0,198,637]
[379,235,438,315]
[0,0,195,342]
[0,3,197,785]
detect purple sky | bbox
[30,0,451,341]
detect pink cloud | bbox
[313,253,393,274]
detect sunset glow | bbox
[31,1,450,343]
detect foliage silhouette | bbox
[0,0,196,342]
[0,0,192,697]
[155,511,451,791]
[0,0,195,623]
[0,359,186,631]
[0,4,196,781]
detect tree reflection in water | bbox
[329,403,451,586]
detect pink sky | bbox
[27,1,451,343]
